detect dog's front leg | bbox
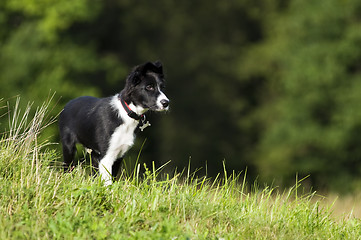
[99,155,116,186]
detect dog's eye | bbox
[146,85,155,91]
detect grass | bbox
[1,99,361,239]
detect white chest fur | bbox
[110,123,137,157]
[98,95,142,185]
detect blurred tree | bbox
[0,0,270,178]
[244,0,361,191]
[1,0,361,192]
[0,0,126,136]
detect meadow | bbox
[1,100,361,239]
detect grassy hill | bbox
[0,100,360,239]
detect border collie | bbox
[59,61,169,185]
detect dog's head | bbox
[122,61,169,112]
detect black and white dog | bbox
[59,61,169,185]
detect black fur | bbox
[59,61,169,181]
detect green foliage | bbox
[0,102,360,239]
[245,0,361,190]
[0,0,126,139]
[6,0,101,41]
[1,0,361,192]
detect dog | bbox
[58,61,169,185]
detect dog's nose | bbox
[160,99,169,108]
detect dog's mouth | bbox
[146,98,170,112]
[157,106,169,112]
[149,104,169,112]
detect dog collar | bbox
[119,95,151,131]
[119,96,142,120]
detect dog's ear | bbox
[129,62,151,85]
[153,61,163,73]
[140,61,163,74]
[140,62,156,74]
[129,61,164,85]
[128,70,142,85]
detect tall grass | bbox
[0,99,360,239]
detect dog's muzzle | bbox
[156,92,170,111]
[160,99,169,109]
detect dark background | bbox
[1,0,361,192]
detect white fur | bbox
[98,95,144,185]
[148,72,169,111]
[156,89,169,111]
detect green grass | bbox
[1,99,361,239]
